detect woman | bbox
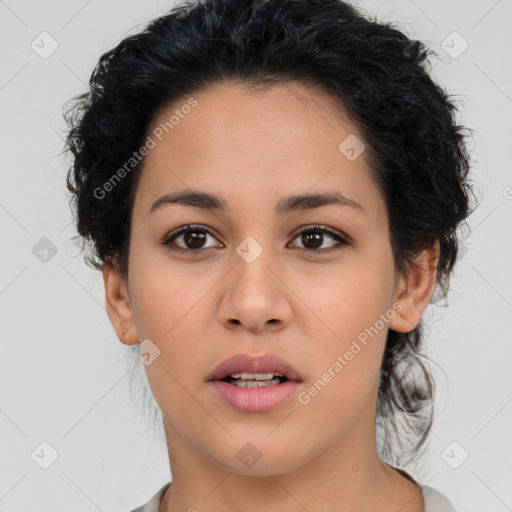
[63,0,475,510]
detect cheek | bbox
[295,285,390,438]
[297,251,395,396]
[128,247,205,339]
[127,258,215,391]
[308,251,395,340]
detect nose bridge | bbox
[232,232,279,299]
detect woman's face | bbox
[105,81,428,476]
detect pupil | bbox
[185,230,206,249]
[303,232,322,249]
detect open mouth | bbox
[220,372,289,388]
[210,358,302,412]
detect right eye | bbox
[162,224,223,253]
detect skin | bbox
[103,81,439,512]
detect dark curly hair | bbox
[63,0,477,468]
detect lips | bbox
[208,353,303,382]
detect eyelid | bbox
[291,224,352,244]
[162,223,223,249]
[162,223,351,253]
[289,224,351,253]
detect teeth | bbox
[231,377,281,388]
[224,372,286,388]
[229,372,284,380]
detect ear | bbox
[388,239,440,334]
[103,258,138,346]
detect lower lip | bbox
[209,380,302,412]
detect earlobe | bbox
[102,259,138,346]
[388,240,440,334]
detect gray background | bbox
[1,0,511,510]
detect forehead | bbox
[132,81,384,222]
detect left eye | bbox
[289,225,350,253]
[162,224,350,254]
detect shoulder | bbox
[388,464,457,512]
[127,479,458,512]
[127,482,170,512]
[422,484,458,512]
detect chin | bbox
[211,442,310,477]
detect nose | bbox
[218,245,293,335]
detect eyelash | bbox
[161,224,351,255]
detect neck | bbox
[158,402,424,512]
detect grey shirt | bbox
[129,476,458,512]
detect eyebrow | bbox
[148,189,365,216]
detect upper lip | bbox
[208,353,303,382]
